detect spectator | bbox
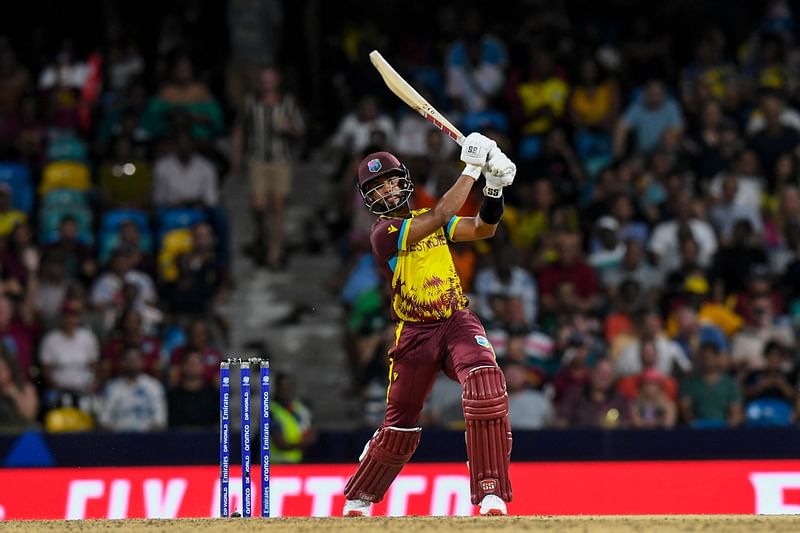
[0,183,25,238]
[329,95,395,155]
[0,345,37,430]
[0,284,36,379]
[100,308,161,381]
[33,250,70,329]
[568,56,620,142]
[421,375,466,429]
[39,299,99,395]
[537,232,600,317]
[617,339,680,400]
[98,345,167,432]
[167,349,218,428]
[271,372,316,464]
[630,368,677,429]
[613,80,683,158]
[615,310,691,377]
[473,246,538,327]
[232,66,305,270]
[90,246,157,333]
[747,90,800,186]
[730,295,794,370]
[556,359,630,428]
[143,54,224,141]
[672,304,729,359]
[601,239,663,302]
[742,340,795,418]
[648,191,718,271]
[679,342,743,427]
[505,362,554,429]
[708,178,765,245]
[44,216,96,283]
[2,221,39,286]
[153,131,219,207]
[169,318,222,385]
[588,216,625,273]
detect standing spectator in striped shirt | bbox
[232,66,305,270]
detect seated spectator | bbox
[648,191,718,271]
[551,332,596,401]
[556,359,630,428]
[44,216,96,283]
[271,372,316,464]
[0,345,37,430]
[529,128,587,202]
[473,246,538,327]
[672,304,729,358]
[0,183,25,238]
[142,54,224,141]
[601,239,663,303]
[679,342,743,427]
[100,308,161,381]
[39,299,99,395]
[613,79,683,158]
[98,345,167,432]
[2,221,38,286]
[167,349,218,428]
[505,362,554,429]
[588,216,625,273]
[329,95,396,155]
[618,339,680,400]
[421,375,466,429]
[100,219,156,276]
[537,232,600,317]
[493,324,555,377]
[91,246,157,334]
[615,310,691,377]
[33,250,70,329]
[747,90,800,187]
[708,178,764,246]
[630,368,677,429]
[730,296,794,370]
[742,340,795,415]
[0,290,36,379]
[568,57,620,148]
[153,131,219,207]
[169,318,222,385]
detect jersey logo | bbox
[368,158,382,172]
[475,335,492,348]
[387,225,398,234]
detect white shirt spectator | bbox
[91,270,156,308]
[39,328,99,392]
[615,337,691,376]
[708,173,763,209]
[508,389,554,429]
[153,154,219,206]
[330,113,396,153]
[648,219,718,269]
[99,374,167,432]
[474,266,538,326]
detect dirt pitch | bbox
[2,516,799,532]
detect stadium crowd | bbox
[331,0,800,430]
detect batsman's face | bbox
[369,176,403,208]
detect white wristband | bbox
[483,185,503,198]
[462,164,483,180]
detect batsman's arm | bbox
[404,173,477,246]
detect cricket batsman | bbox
[343,132,516,516]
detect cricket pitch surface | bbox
[3,515,798,532]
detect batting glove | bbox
[460,132,497,180]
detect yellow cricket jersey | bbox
[370,209,468,323]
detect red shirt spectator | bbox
[537,232,599,316]
[169,318,221,385]
[101,309,161,380]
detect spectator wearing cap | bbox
[505,362,554,430]
[474,246,538,328]
[613,80,683,158]
[39,299,99,395]
[98,345,167,432]
[556,358,630,429]
[589,216,625,273]
[0,182,25,237]
[537,232,600,318]
[630,368,677,429]
[679,341,743,427]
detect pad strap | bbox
[344,426,421,503]
[463,366,513,504]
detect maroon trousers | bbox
[384,309,497,427]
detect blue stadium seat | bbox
[38,207,93,245]
[0,162,33,214]
[745,398,793,427]
[47,134,89,163]
[156,207,207,245]
[99,209,153,262]
[42,188,89,210]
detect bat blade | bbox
[369,50,465,145]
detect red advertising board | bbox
[2,460,800,519]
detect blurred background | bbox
[2,0,800,518]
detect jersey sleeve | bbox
[370,218,411,261]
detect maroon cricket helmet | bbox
[356,151,414,214]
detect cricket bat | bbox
[369,50,465,146]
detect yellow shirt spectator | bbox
[517,77,569,135]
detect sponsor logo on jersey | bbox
[368,158,382,172]
[475,335,491,348]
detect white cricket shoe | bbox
[343,498,371,517]
[479,494,507,516]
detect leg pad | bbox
[344,426,421,503]
[463,366,512,504]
